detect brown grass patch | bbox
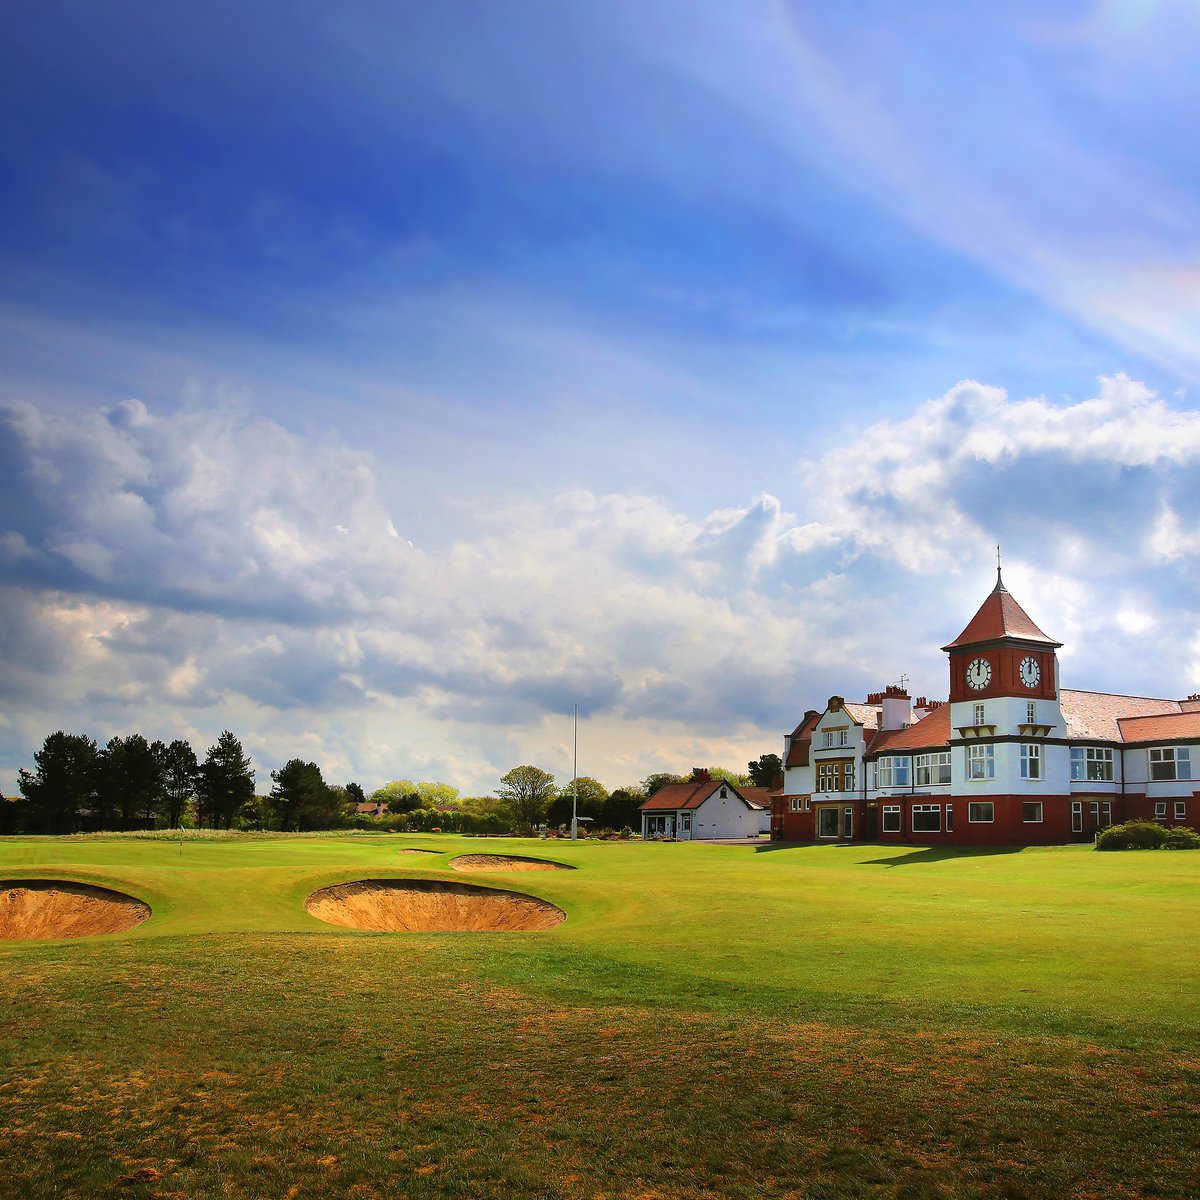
[304,879,566,932]
[0,880,151,940]
[449,853,574,872]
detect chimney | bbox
[881,684,912,731]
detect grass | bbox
[1,834,1198,1198]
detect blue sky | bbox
[1,1,1199,795]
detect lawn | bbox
[1,834,1198,1199]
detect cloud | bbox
[1,377,1198,793]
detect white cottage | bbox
[639,772,773,840]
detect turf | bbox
[1,835,1198,1199]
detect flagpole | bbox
[570,704,578,841]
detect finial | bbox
[994,544,1006,592]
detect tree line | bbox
[2,728,783,837]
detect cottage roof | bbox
[942,571,1061,650]
[639,780,768,812]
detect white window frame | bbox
[973,703,985,726]
[968,801,994,823]
[1070,746,1114,782]
[914,751,951,786]
[843,807,853,837]
[1175,801,1187,820]
[967,743,994,780]
[1150,747,1192,781]
[1154,801,1167,819]
[1020,743,1042,781]
[1071,801,1082,832]
[945,803,954,832]
[911,803,941,833]
[881,805,901,833]
[876,756,911,789]
[1026,701,1036,725]
[1022,800,1043,823]
[680,812,691,831]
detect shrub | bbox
[1096,820,1200,851]
[1161,826,1200,850]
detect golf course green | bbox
[1,833,1197,1198]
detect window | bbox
[788,796,810,813]
[647,814,669,836]
[968,802,994,823]
[817,808,840,838]
[824,731,835,748]
[1175,801,1187,820]
[680,813,691,830]
[1020,743,1042,780]
[914,752,952,786]
[1154,802,1167,819]
[973,703,985,726]
[816,763,835,792]
[1026,701,1036,725]
[1102,802,1112,827]
[876,756,911,788]
[719,786,727,798]
[1072,801,1082,832]
[945,803,954,832]
[1070,746,1114,782]
[911,804,941,832]
[966,744,994,780]
[1150,747,1192,781]
[843,807,854,837]
[824,727,849,748]
[1022,801,1043,823]
[882,805,901,833]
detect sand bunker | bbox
[396,848,439,855]
[449,853,574,872]
[305,878,566,932]
[0,880,151,940]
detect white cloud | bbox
[2,377,1198,794]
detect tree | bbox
[18,732,101,834]
[161,739,200,828]
[345,781,367,806]
[546,776,608,827]
[747,753,783,789]
[497,765,557,832]
[690,765,752,787]
[98,734,167,830]
[269,759,343,831]
[642,771,686,798]
[371,780,422,815]
[601,787,645,831]
[198,731,255,829]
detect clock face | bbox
[1019,655,1041,688]
[965,657,992,691]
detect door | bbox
[863,806,879,841]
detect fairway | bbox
[1,835,1198,1199]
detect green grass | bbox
[1,835,1198,1198]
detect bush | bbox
[1161,826,1200,850]
[1096,820,1200,851]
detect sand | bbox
[0,880,151,940]
[304,878,566,932]
[449,853,573,872]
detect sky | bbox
[1,0,1199,797]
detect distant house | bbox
[640,771,774,840]
[355,801,387,818]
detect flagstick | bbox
[570,703,578,841]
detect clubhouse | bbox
[772,571,1200,846]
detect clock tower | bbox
[943,568,1062,704]
[942,569,1065,797]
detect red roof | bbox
[1060,689,1181,742]
[865,704,952,757]
[639,780,768,812]
[1117,711,1200,744]
[942,572,1061,650]
[785,712,820,768]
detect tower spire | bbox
[994,544,1005,592]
